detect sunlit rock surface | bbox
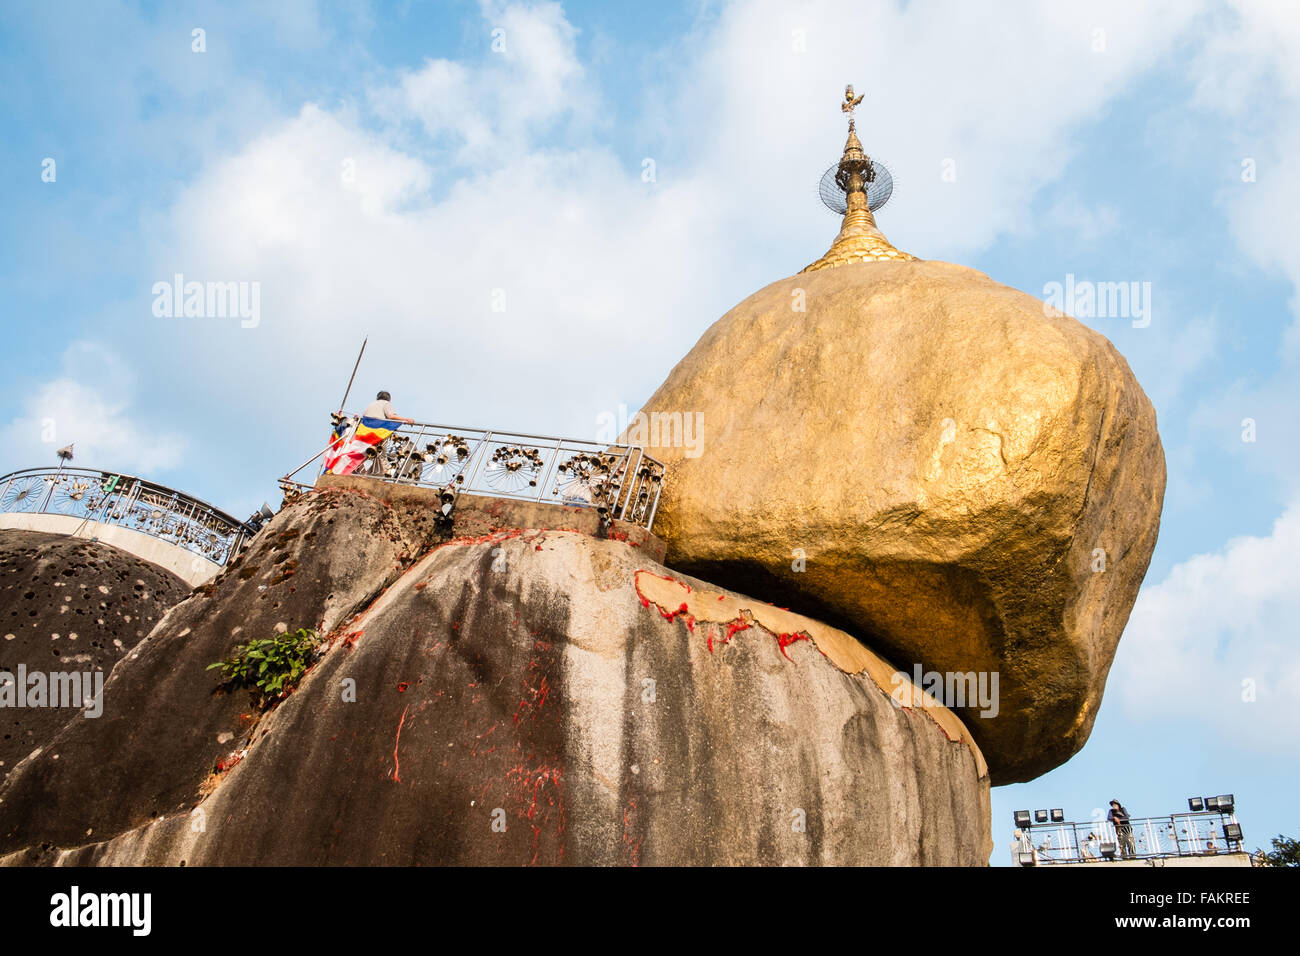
[633,259,1166,783]
[0,487,989,865]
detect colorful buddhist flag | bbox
[323,416,402,476]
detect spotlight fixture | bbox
[1050,809,1065,823]
[1017,851,1037,867]
[1204,796,1219,812]
[1215,794,1235,814]
[1014,810,1032,828]
[1035,810,1048,824]
[244,503,275,534]
[1223,823,1243,842]
[1100,843,1116,860]
[1188,797,1204,812]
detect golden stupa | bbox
[802,85,915,272]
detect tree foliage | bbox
[1255,833,1300,867]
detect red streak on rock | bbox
[215,751,243,773]
[431,529,524,553]
[397,681,409,693]
[775,632,809,661]
[724,619,752,646]
[636,577,808,666]
[660,602,689,623]
[391,705,409,783]
[622,796,641,867]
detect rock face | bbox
[0,530,191,784]
[631,259,1166,784]
[0,485,990,866]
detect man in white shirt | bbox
[345,391,415,476]
[359,390,414,424]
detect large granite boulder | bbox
[0,530,191,785]
[631,259,1165,784]
[0,485,989,866]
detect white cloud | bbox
[645,0,1213,262]
[133,0,1231,463]
[0,342,186,476]
[1112,501,1300,754]
[1043,195,1122,244]
[369,0,593,166]
[1193,0,1300,346]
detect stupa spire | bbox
[802,85,915,272]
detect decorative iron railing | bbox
[0,467,250,566]
[1013,810,1245,865]
[280,416,667,531]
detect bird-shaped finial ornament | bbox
[842,84,864,115]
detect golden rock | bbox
[633,258,1166,783]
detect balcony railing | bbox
[280,415,667,531]
[1013,810,1245,865]
[0,466,250,566]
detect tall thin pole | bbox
[337,337,367,412]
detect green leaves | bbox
[208,627,321,708]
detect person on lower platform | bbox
[1108,799,1137,859]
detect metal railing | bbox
[280,415,667,531]
[0,466,250,566]
[1014,810,1244,865]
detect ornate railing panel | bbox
[0,467,249,566]
[280,417,667,531]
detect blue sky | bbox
[2,0,1297,864]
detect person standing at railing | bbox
[358,390,415,425]
[359,391,415,476]
[325,391,415,477]
[1108,799,1137,859]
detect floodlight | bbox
[1050,809,1065,823]
[1188,797,1204,812]
[1017,851,1036,867]
[1014,810,1032,828]
[1223,823,1243,842]
[1216,794,1235,813]
[1035,810,1048,824]
[1100,843,1116,860]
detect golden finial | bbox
[802,84,915,273]
[842,84,864,120]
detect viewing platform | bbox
[1011,800,1249,867]
[0,467,251,586]
[280,415,668,533]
